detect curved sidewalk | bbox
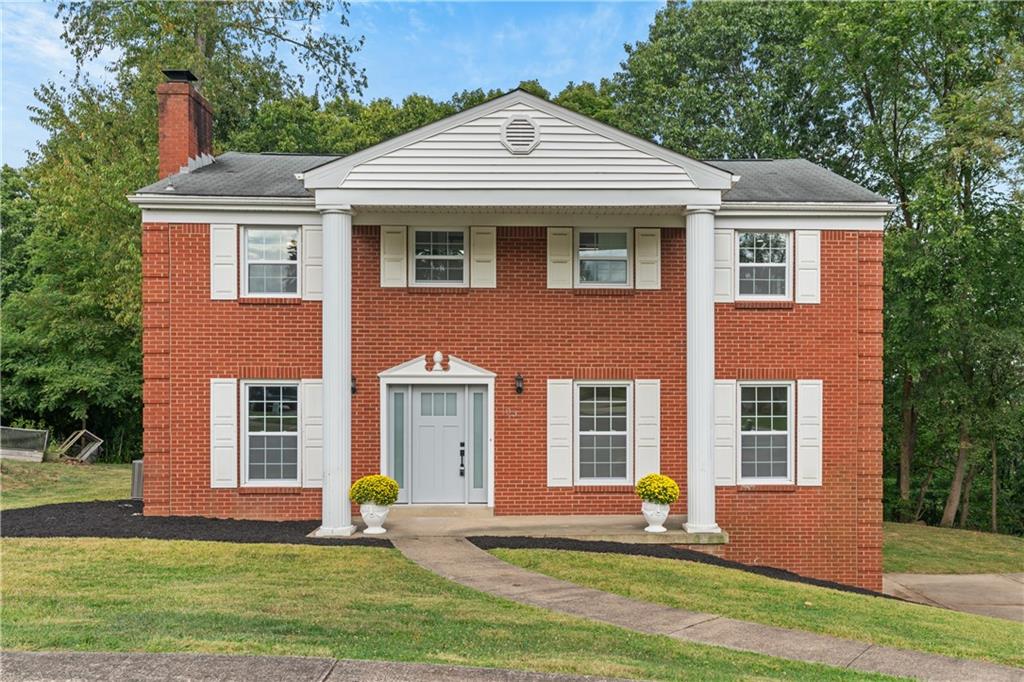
[393,536,1023,682]
[0,651,622,682]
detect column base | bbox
[683,521,722,534]
[311,524,357,538]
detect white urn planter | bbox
[641,501,670,533]
[359,503,391,535]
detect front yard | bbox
[490,548,1023,668]
[3,460,1021,678]
[2,538,889,681]
[1,461,889,681]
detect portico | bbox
[302,90,736,536]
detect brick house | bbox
[131,71,892,589]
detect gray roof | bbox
[134,152,887,204]
[714,158,886,203]
[136,152,336,198]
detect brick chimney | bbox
[156,69,213,179]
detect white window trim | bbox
[736,380,795,485]
[407,227,469,288]
[574,227,634,289]
[241,226,301,298]
[735,230,792,301]
[574,380,634,485]
[241,380,302,488]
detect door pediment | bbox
[378,352,496,382]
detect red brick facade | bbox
[141,222,883,589]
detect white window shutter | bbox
[547,227,573,289]
[546,379,574,486]
[210,378,238,488]
[380,225,408,287]
[794,230,821,304]
[301,379,323,488]
[714,229,734,302]
[714,380,737,485]
[302,225,323,300]
[634,229,661,290]
[634,380,661,478]
[797,379,823,486]
[210,224,238,300]
[470,226,497,288]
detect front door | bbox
[411,387,465,503]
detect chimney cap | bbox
[162,69,198,83]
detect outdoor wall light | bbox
[351,375,357,395]
[515,373,524,394]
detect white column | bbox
[313,206,356,537]
[684,207,722,534]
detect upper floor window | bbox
[576,229,632,287]
[737,231,789,299]
[410,228,467,286]
[244,227,299,296]
[244,382,300,485]
[738,383,792,484]
[576,382,632,483]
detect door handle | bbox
[459,441,465,477]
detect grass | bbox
[0,539,895,681]
[883,522,1024,574]
[0,460,131,510]
[490,548,1024,668]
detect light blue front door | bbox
[411,387,465,503]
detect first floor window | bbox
[739,383,791,482]
[577,383,631,482]
[411,229,466,284]
[245,227,299,295]
[737,231,789,298]
[245,383,299,483]
[577,229,631,286]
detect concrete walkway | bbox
[0,651,623,682]
[393,537,1024,682]
[884,573,1024,622]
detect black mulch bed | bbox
[2,500,391,548]
[469,536,892,599]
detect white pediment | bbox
[378,352,496,382]
[302,91,734,194]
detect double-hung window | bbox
[576,382,632,483]
[738,383,792,483]
[737,231,789,299]
[410,228,467,286]
[244,227,299,296]
[244,383,300,485]
[576,229,632,287]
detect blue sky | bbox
[1,1,662,168]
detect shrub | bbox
[635,473,680,504]
[349,474,399,506]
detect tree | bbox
[1,2,365,459]
[614,1,857,174]
[1,166,37,303]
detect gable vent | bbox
[500,115,540,154]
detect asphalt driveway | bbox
[884,573,1024,622]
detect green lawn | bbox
[1,460,131,510]
[1,539,894,682]
[490,549,1024,668]
[883,522,1024,574]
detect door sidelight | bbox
[459,441,466,477]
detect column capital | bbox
[320,205,354,216]
[685,205,719,216]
